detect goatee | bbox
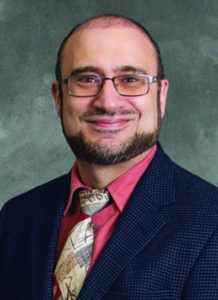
[62,123,161,165]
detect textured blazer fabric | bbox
[1,144,218,300]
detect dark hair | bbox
[55,14,165,83]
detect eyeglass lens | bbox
[68,74,150,96]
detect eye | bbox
[76,75,100,84]
[124,76,139,82]
[120,75,142,85]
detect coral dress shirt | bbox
[56,144,157,271]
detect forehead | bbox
[61,27,158,76]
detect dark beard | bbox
[64,130,159,165]
[61,94,161,165]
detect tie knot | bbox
[78,189,110,216]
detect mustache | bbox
[80,109,137,120]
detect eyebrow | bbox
[68,66,103,77]
[67,65,148,78]
[114,65,148,74]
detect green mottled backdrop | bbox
[1,0,218,206]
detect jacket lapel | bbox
[30,173,71,300]
[78,144,176,299]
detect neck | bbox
[76,150,151,189]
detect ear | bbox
[159,79,169,118]
[51,80,62,118]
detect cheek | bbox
[136,100,159,130]
[61,98,91,134]
[62,98,82,120]
[61,102,80,133]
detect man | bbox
[1,14,218,300]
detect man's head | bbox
[52,14,168,165]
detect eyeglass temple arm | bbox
[147,75,159,83]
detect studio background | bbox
[1,0,218,207]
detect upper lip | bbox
[82,116,135,122]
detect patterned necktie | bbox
[54,189,110,300]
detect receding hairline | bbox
[55,14,165,82]
[60,15,156,64]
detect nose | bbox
[92,79,123,112]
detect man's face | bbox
[52,27,168,165]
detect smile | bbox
[86,118,131,129]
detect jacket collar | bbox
[78,143,176,299]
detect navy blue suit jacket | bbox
[1,144,218,299]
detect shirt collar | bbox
[108,144,157,212]
[63,165,87,215]
[64,144,157,216]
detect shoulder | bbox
[167,165,218,228]
[151,144,218,213]
[158,143,217,191]
[173,158,218,207]
[1,172,71,216]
